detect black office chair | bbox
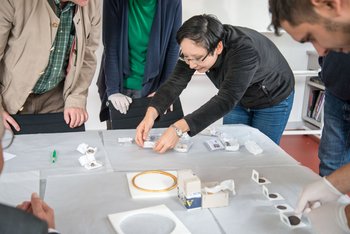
[108,97,184,129]
[10,112,85,135]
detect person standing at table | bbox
[317,52,350,177]
[0,0,101,132]
[268,1,350,232]
[0,115,58,233]
[97,0,182,128]
[135,14,295,152]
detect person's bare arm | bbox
[326,163,350,194]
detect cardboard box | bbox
[201,182,229,208]
[177,170,202,210]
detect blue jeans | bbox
[319,91,350,176]
[223,91,294,144]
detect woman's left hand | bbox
[153,127,179,153]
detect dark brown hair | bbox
[176,14,224,53]
[269,0,320,35]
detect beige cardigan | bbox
[0,0,101,113]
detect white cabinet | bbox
[284,49,324,136]
[284,71,323,135]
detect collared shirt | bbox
[33,0,75,94]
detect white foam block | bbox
[108,204,190,234]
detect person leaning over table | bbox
[0,0,101,132]
[268,0,350,233]
[135,14,295,152]
[317,52,350,177]
[97,0,182,126]
[0,114,58,234]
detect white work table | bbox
[102,125,298,172]
[0,124,333,233]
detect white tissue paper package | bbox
[203,179,236,195]
[201,180,235,209]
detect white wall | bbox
[182,0,270,31]
[85,0,316,130]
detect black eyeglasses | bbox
[179,50,210,64]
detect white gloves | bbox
[308,202,350,234]
[295,177,344,214]
[108,93,132,114]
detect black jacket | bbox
[150,25,294,136]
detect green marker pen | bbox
[51,150,57,163]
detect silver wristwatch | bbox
[171,124,183,138]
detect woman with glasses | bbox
[136,14,295,152]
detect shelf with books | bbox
[301,76,325,134]
[284,71,324,136]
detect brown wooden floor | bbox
[280,135,320,175]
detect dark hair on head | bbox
[269,0,320,35]
[176,14,224,53]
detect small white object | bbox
[244,140,263,155]
[85,147,97,157]
[201,185,229,209]
[221,138,239,151]
[262,185,284,201]
[183,176,201,197]
[205,138,225,151]
[143,134,160,148]
[174,141,193,153]
[203,179,236,195]
[78,154,102,170]
[77,143,101,170]
[108,205,191,234]
[78,154,96,166]
[84,161,103,170]
[77,143,97,156]
[200,127,220,136]
[118,137,133,143]
[177,170,196,195]
[251,169,271,185]
[76,143,89,154]
[177,170,202,210]
[4,152,16,161]
[143,141,156,148]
